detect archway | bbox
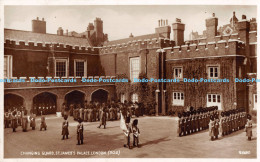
[65,90,85,108]
[33,92,57,115]
[91,89,108,104]
[4,93,24,112]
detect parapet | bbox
[4,39,99,55]
[165,38,245,60]
[100,38,175,54]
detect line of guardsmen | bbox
[4,106,47,132]
[177,106,249,140]
[177,106,218,137]
[62,100,143,123]
[209,108,248,141]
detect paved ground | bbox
[4,115,257,158]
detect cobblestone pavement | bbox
[4,115,257,158]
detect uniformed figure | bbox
[40,116,47,131]
[84,107,88,122]
[17,109,22,126]
[22,111,28,132]
[219,112,224,136]
[182,112,187,136]
[245,114,253,141]
[97,106,106,129]
[177,113,182,137]
[62,116,69,140]
[214,115,219,139]
[30,113,36,130]
[79,105,84,120]
[132,119,140,147]
[123,117,132,149]
[11,111,18,132]
[4,111,10,128]
[61,103,66,117]
[209,115,214,141]
[77,118,84,145]
[93,105,97,122]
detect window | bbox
[208,66,219,78]
[132,93,138,103]
[253,94,257,110]
[173,67,183,79]
[172,92,184,106]
[207,94,222,110]
[4,55,13,78]
[55,59,67,77]
[74,60,86,77]
[130,57,140,81]
[121,93,125,103]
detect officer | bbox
[177,112,182,137]
[77,118,84,145]
[245,114,253,141]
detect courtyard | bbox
[4,115,257,158]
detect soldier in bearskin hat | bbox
[209,115,215,141]
[177,112,182,137]
[77,118,84,145]
[186,111,191,135]
[132,119,140,147]
[182,112,187,136]
[219,112,225,136]
[11,110,18,132]
[61,115,69,140]
[214,114,219,139]
[245,114,253,141]
[123,116,132,149]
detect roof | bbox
[4,28,93,47]
[104,33,164,46]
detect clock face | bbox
[223,26,233,35]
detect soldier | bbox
[30,112,36,130]
[245,114,253,141]
[62,116,69,140]
[77,118,84,145]
[182,112,187,136]
[186,111,191,135]
[4,110,9,128]
[11,111,18,132]
[123,117,132,149]
[79,104,84,120]
[40,116,47,131]
[97,106,106,129]
[22,111,28,132]
[214,114,219,139]
[219,112,224,136]
[177,113,182,137]
[84,106,88,122]
[132,119,140,147]
[209,115,214,141]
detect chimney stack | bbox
[32,17,46,34]
[57,27,63,36]
[172,18,185,46]
[205,13,218,42]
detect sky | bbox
[4,5,257,41]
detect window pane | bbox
[56,61,66,77]
[177,93,180,99]
[208,94,211,102]
[181,93,184,100]
[76,61,85,77]
[174,93,176,99]
[213,95,216,102]
[217,95,221,103]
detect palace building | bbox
[4,12,257,115]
